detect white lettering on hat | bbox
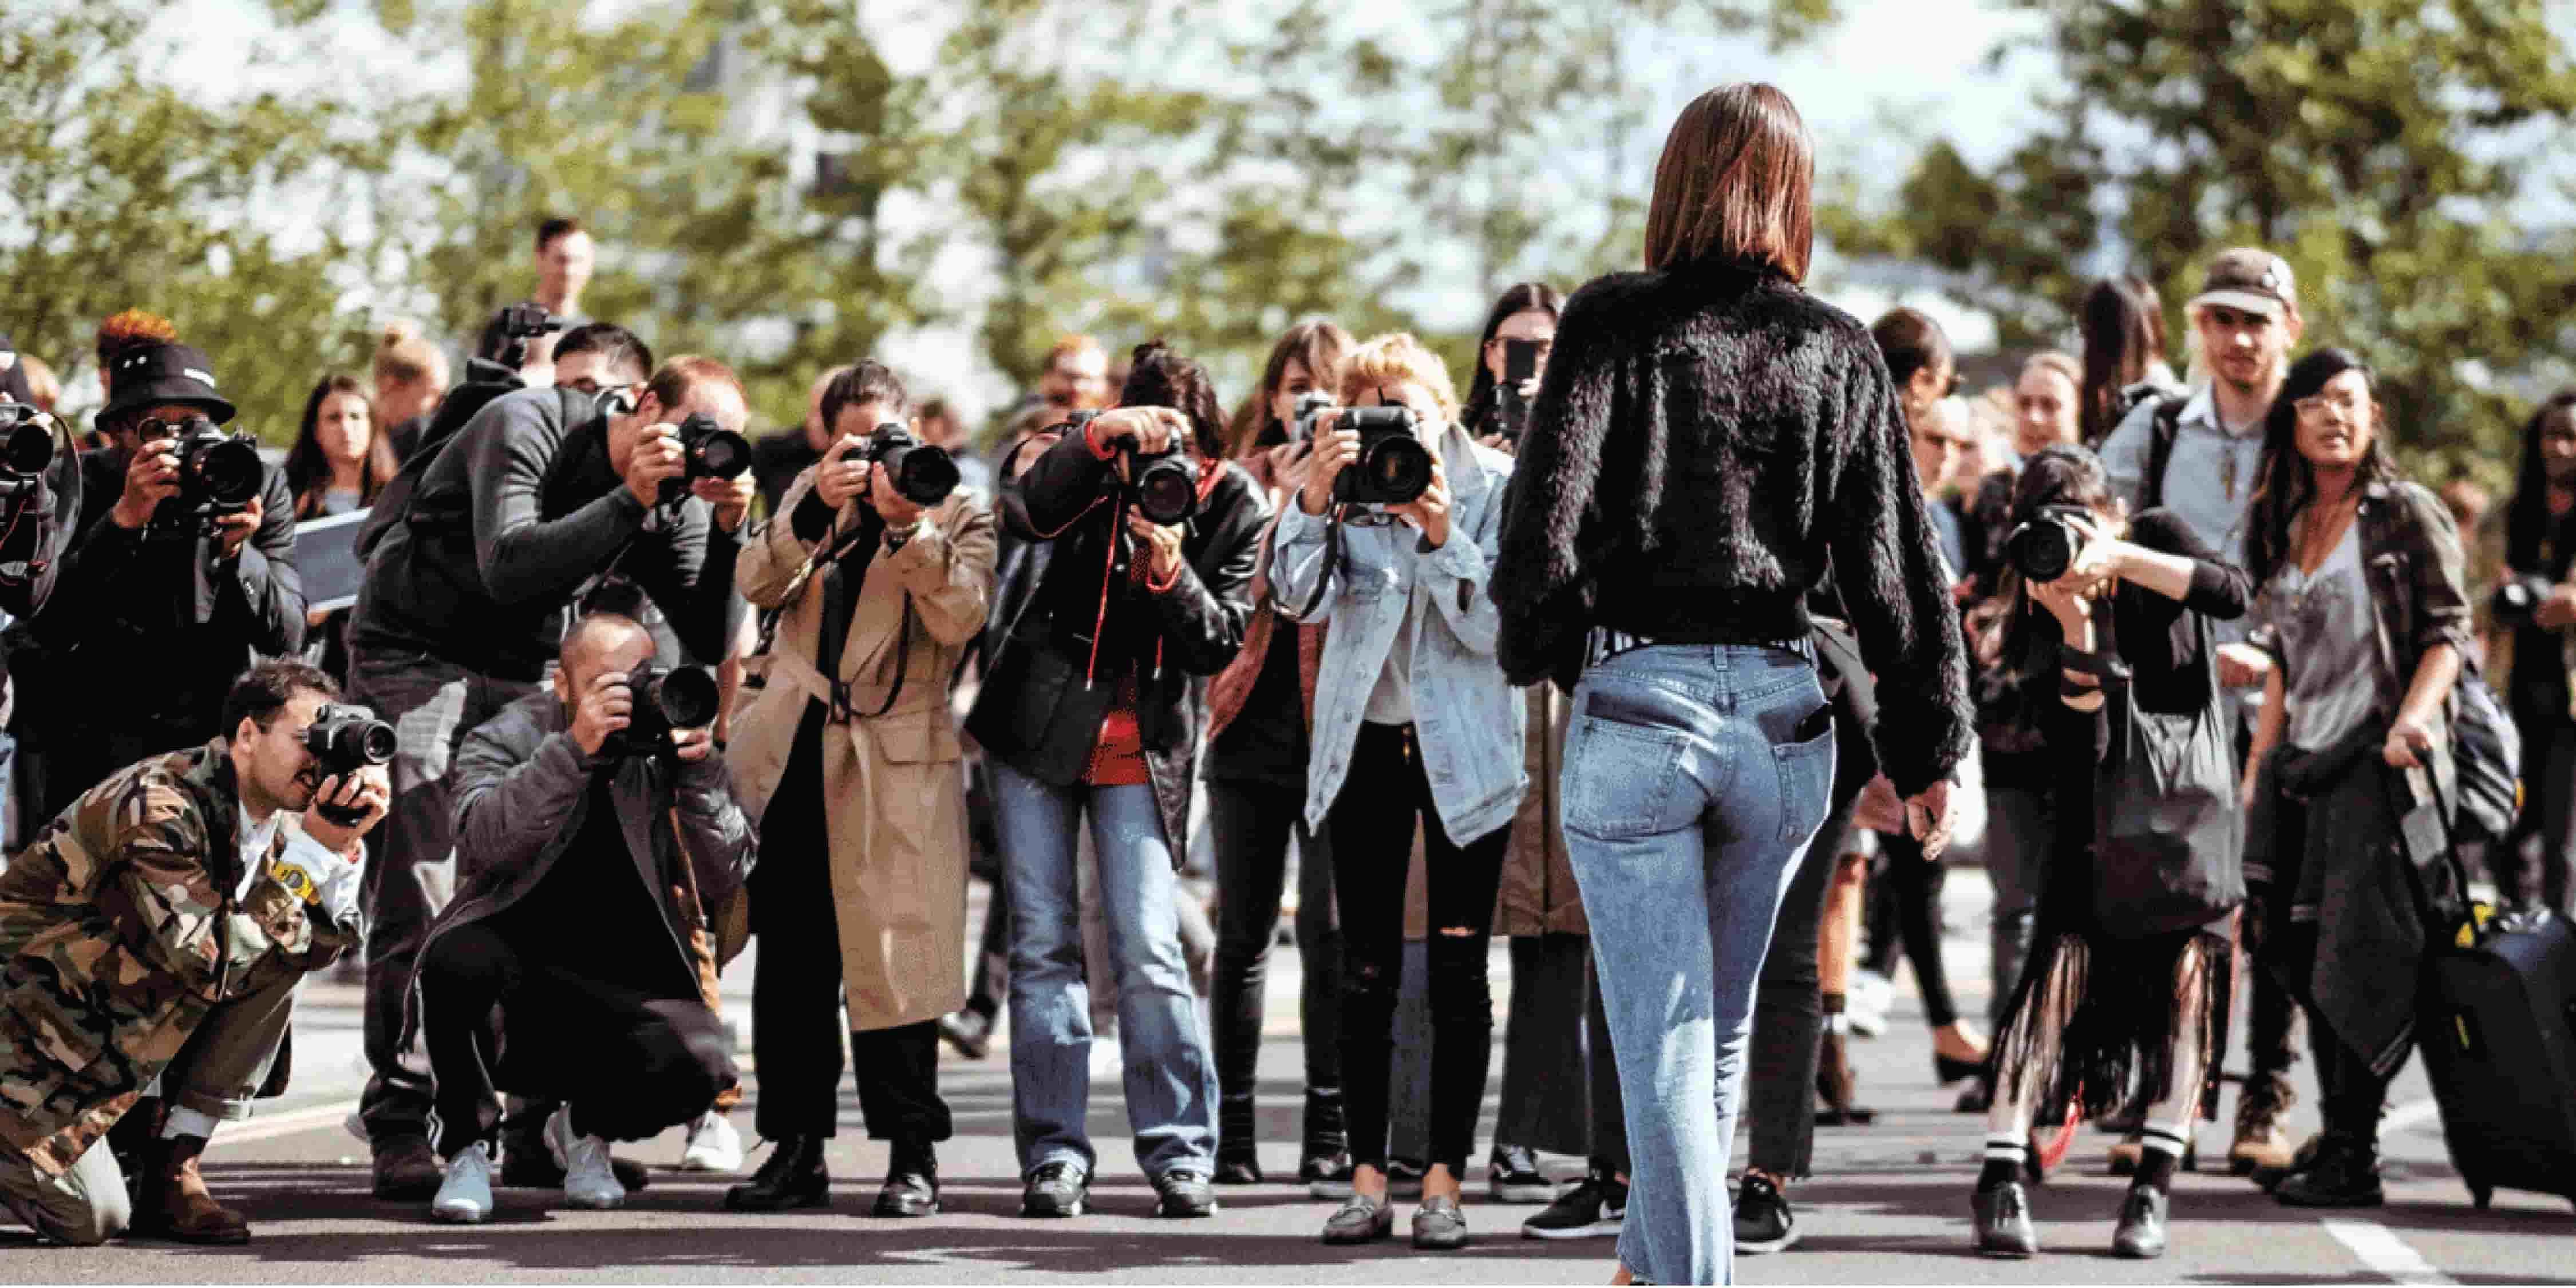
[0,351,14,372]
[185,368,217,389]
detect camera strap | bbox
[1292,506,1346,622]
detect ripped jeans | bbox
[1327,721,1510,1177]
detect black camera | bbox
[303,704,394,824]
[1495,338,1543,443]
[610,663,721,757]
[1332,406,1435,508]
[2005,504,2090,583]
[658,412,752,505]
[1124,444,1200,526]
[145,414,264,522]
[857,423,961,507]
[1290,391,1336,442]
[2494,574,2561,623]
[0,403,57,501]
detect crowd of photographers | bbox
[0,135,2570,1277]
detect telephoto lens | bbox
[621,663,722,754]
[663,413,752,503]
[169,417,264,513]
[862,424,962,506]
[1333,406,1435,507]
[0,404,53,477]
[302,704,395,824]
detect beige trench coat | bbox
[730,471,997,1032]
[1493,683,1586,938]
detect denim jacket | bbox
[1269,426,1526,843]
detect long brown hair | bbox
[1461,283,1564,434]
[2077,275,2167,444]
[286,374,389,519]
[1643,83,1814,280]
[1230,321,1353,459]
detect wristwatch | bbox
[267,859,320,905]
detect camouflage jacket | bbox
[0,739,362,1175]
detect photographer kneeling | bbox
[413,613,753,1224]
[0,661,384,1247]
[727,362,997,1218]
[1269,333,1522,1252]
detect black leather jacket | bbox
[966,429,1266,852]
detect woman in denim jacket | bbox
[1269,332,1522,1252]
[2240,347,2472,1210]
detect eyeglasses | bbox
[2293,389,2368,420]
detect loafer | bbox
[1320,1192,1394,1244]
[2111,1186,2168,1259]
[1733,1173,1798,1254]
[1971,1181,2038,1258]
[874,1140,938,1218]
[1021,1160,1088,1218]
[1411,1194,1470,1250]
[1153,1168,1218,1218]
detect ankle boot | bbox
[725,1135,830,1212]
[2273,1131,2383,1208]
[2229,1074,2298,1175]
[874,1139,938,1218]
[1299,1088,1352,1187]
[1215,1093,1262,1184]
[131,1133,251,1244]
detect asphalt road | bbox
[10,871,2572,1283]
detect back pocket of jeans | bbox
[1771,704,1835,846]
[1561,686,1696,841]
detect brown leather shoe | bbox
[372,1133,445,1200]
[2229,1077,2299,1176]
[131,1133,251,1244]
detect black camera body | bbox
[490,302,565,374]
[2005,504,2090,583]
[1332,406,1435,508]
[1290,391,1336,442]
[155,415,264,526]
[1124,445,1199,526]
[1495,338,1543,443]
[609,663,721,758]
[660,412,752,505]
[0,403,57,502]
[858,423,961,507]
[303,704,394,824]
[2494,574,2561,623]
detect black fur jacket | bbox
[1491,260,1973,796]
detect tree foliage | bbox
[1823,0,2576,484]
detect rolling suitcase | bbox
[2416,910,2576,1211]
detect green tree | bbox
[1824,0,2576,482]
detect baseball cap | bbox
[2188,247,2299,321]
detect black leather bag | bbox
[2092,613,2245,938]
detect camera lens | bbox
[891,444,961,505]
[693,428,751,480]
[1133,456,1199,526]
[357,722,398,764]
[193,437,265,508]
[644,666,721,730]
[2,420,53,475]
[2009,519,2076,582]
[1361,435,1434,505]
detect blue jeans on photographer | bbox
[992,758,1219,1183]
[1561,642,1834,1286]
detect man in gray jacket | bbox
[344,336,753,1197]
[410,612,753,1223]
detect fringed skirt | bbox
[1989,922,2234,1124]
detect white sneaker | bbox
[545,1104,626,1210]
[1846,970,1893,1038]
[431,1141,496,1224]
[678,1111,743,1173]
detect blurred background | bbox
[3,0,2574,487]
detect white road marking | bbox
[207,1101,362,1149]
[2324,1219,2456,1286]
[2381,1097,2443,1135]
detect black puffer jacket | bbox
[1493,260,1973,796]
[966,429,1266,852]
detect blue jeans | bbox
[994,760,1219,1181]
[1561,643,1835,1286]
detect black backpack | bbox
[2136,390,2191,512]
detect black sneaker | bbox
[1733,1173,1798,1254]
[1152,1168,1218,1218]
[1522,1166,1626,1240]
[2272,1134,2384,1209]
[1021,1161,1089,1218]
[1488,1144,1552,1204]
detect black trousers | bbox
[750,717,953,1143]
[2308,1005,2399,1144]
[1742,799,1852,1178]
[1207,775,1342,1100]
[421,922,736,1156]
[1329,722,1508,1176]
[1866,832,1962,1028]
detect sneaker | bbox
[1153,1168,1218,1218]
[1733,1173,1798,1254]
[1021,1160,1089,1218]
[2273,1134,2384,1208]
[545,1104,626,1210]
[1522,1166,1626,1240]
[1846,970,1893,1038]
[2111,1184,2168,1259]
[678,1112,744,1174]
[1488,1144,1552,1203]
[430,1142,496,1224]
[1970,1180,2039,1258]
[1088,1037,1124,1082]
